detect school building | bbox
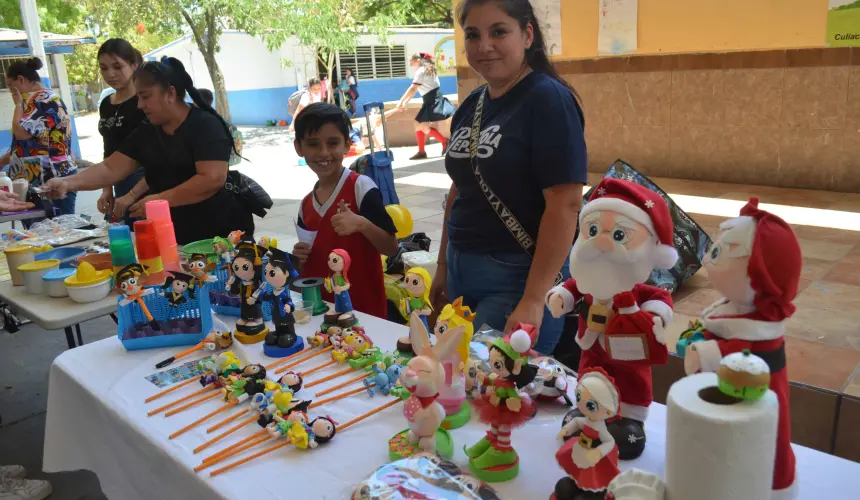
[145,28,459,126]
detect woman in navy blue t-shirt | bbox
[431,0,587,354]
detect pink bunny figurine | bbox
[399,311,464,453]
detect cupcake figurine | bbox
[717,349,771,401]
[554,368,621,499]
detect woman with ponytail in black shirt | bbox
[43,57,254,244]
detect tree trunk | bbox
[203,51,231,123]
[182,8,232,122]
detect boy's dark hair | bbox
[198,88,214,107]
[294,102,351,143]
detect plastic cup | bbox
[110,241,137,268]
[4,245,35,286]
[145,200,172,222]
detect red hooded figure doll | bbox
[683,198,800,498]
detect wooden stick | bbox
[194,415,258,454]
[206,409,249,433]
[164,391,221,417]
[315,372,372,397]
[144,374,209,403]
[194,434,271,472]
[337,398,401,433]
[275,345,335,374]
[200,429,268,465]
[305,366,354,388]
[147,385,217,417]
[169,400,238,440]
[210,439,291,477]
[300,359,336,377]
[155,342,205,369]
[264,346,314,370]
[309,384,373,409]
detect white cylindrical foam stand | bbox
[666,373,779,500]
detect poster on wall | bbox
[827,0,860,46]
[433,36,457,76]
[597,0,638,56]
[531,0,563,55]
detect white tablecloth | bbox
[44,311,860,500]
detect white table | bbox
[0,279,118,348]
[43,311,860,500]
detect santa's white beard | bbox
[570,238,656,301]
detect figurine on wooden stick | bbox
[227,241,269,344]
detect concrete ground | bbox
[0,112,449,499]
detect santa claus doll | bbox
[683,198,800,498]
[546,178,677,460]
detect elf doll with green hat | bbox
[465,324,539,482]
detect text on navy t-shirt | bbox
[444,71,588,254]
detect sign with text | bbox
[827,0,860,46]
[598,0,638,56]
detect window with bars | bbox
[0,56,60,90]
[338,45,407,81]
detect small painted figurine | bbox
[401,268,433,328]
[270,415,337,450]
[161,271,193,308]
[183,253,217,298]
[278,371,304,393]
[203,331,234,351]
[535,357,573,406]
[116,263,160,331]
[395,268,434,355]
[227,241,269,342]
[554,368,621,499]
[213,237,232,271]
[324,249,355,322]
[258,236,278,250]
[465,326,539,482]
[333,327,373,363]
[363,362,404,396]
[221,363,271,402]
[434,297,476,423]
[252,247,300,349]
[396,312,464,455]
[198,351,241,386]
[257,389,314,427]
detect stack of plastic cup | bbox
[145,200,180,271]
[108,225,137,275]
[133,220,163,274]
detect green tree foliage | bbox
[238,0,396,97]
[363,0,455,27]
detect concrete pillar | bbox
[50,54,80,158]
[18,0,50,86]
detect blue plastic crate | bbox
[117,282,214,351]
[208,268,273,321]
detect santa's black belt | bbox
[750,343,786,373]
[575,432,601,449]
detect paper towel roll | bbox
[666,373,778,500]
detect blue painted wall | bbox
[223,76,457,126]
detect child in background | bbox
[292,103,399,319]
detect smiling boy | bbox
[292,103,398,319]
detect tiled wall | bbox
[457,47,860,193]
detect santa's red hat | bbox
[582,179,678,269]
[737,198,802,321]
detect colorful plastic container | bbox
[117,282,213,351]
[18,259,60,294]
[108,226,136,273]
[42,268,76,297]
[4,245,36,286]
[134,220,163,274]
[36,247,87,269]
[64,262,114,303]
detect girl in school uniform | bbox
[396,53,456,160]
